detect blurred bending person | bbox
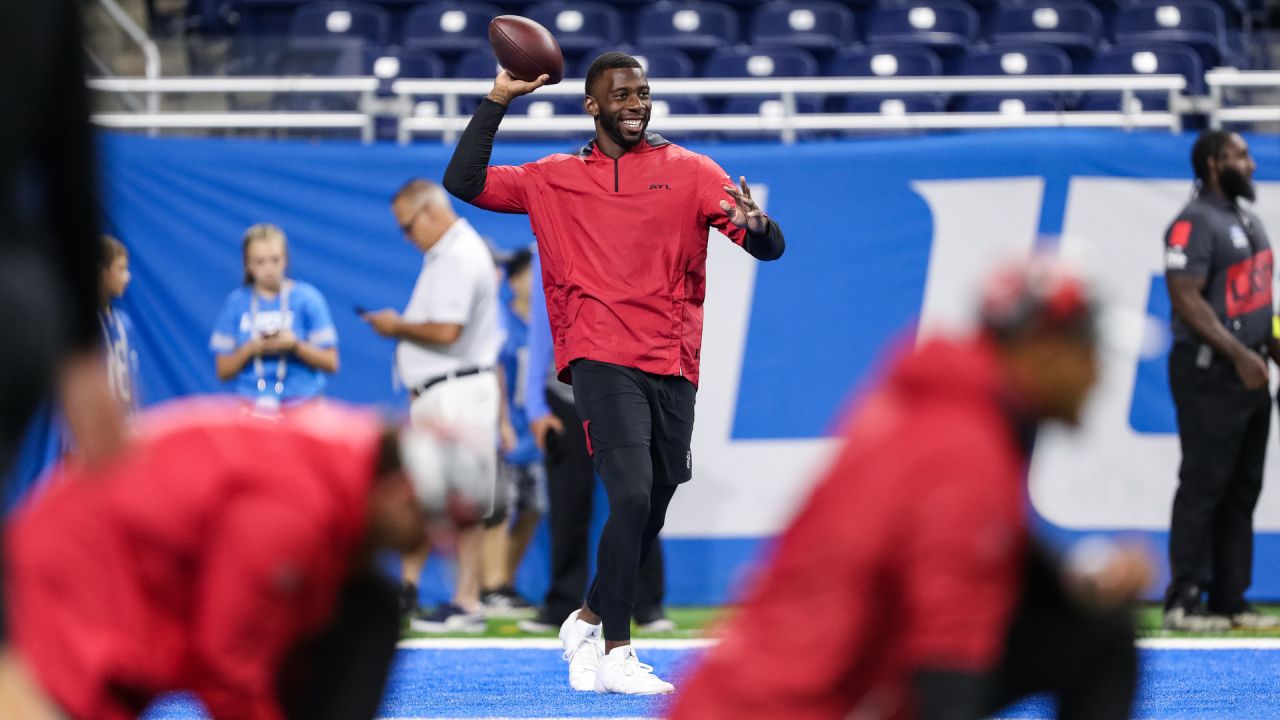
[669,260,1147,720]
[5,399,490,720]
[99,235,140,416]
[210,223,339,412]
[363,178,501,633]
[0,0,126,714]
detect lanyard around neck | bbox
[250,283,291,396]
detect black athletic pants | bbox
[572,360,695,642]
[540,390,667,626]
[276,573,403,720]
[1165,343,1270,613]
[982,547,1138,720]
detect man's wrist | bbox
[486,90,512,107]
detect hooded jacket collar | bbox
[578,132,671,159]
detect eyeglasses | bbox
[400,203,430,236]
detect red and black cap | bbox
[979,258,1098,342]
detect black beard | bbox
[600,109,646,150]
[1220,167,1256,203]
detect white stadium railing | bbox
[1206,70,1280,129]
[87,73,1205,144]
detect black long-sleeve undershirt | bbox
[443,98,785,261]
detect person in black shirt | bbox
[1163,130,1280,632]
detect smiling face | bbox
[585,67,651,157]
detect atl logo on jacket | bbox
[1226,248,1273,318]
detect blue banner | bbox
[61,129,1280,603]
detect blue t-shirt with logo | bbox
[100,305,140,414]
[209,281,337,403]
[499,299,540,466]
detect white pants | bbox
[409,372,499,516]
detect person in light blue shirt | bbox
[210,223,339,410]
[99,235,140,416]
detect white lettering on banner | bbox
[1030,180,1280,529]
[668,186,841,537]
[673,178,1280,537]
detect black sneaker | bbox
[516,609,559,634]
[409,603,486,634]
[481,585,536,618]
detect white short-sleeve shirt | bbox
[396,217,503,387]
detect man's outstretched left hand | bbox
[720,176,769,235]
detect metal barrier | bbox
[1206,70,1280,128]
[88,74,1188,144]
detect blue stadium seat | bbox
[273,39,366,112]
[837,96,946,113]
[826,45,943,76]
[274,39,364,83]
[288,1,389,45]
[702,46,820,77]
[573,46,697,78]
[1075,92,1171,111]
[1113,0,1226,69]
[451,46,502,78]
[865,0,979,54]
[1090,42,1206,93]
[637,2,739,52]
[720,96,826,113]
[364,46,447,80]
[525,2,623,52]
[958,43,1073,74]
[989,0,1103,57]
[951,92,1062,112]
[704,47,821,117]
[748,1,856,53]
[650,96,712,116]
[403,2,501,53]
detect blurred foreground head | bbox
[979,258,1100,425]
[368,422,494,552]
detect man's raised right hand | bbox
[486,70,550,107]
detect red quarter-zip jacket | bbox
[445,99,784,387]
[6,399,381,720]
[668,337,1029,720]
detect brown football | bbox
[488,15,564,85]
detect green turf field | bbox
[404,604,1280,640]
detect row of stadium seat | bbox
[243,40,1208,94]
[237,0,1252,71]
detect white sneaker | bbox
[1163,606,1232,632]
[559,609,602,691]
[1231,609,1280,629]
[594,645,675,695]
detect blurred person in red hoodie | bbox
[668,259,1151,720]
[4,399,490,720]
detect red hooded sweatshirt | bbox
[668,337,1030,720]
[5,400,381,720]
[467,134,758,386]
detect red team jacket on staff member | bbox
[669,338,1028,720]
[465,136,753,386]
[5,402,383,720]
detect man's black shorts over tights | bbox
[571,359,695,642]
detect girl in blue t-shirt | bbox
[210,223,339,410]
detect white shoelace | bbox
[622,652,655,677]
